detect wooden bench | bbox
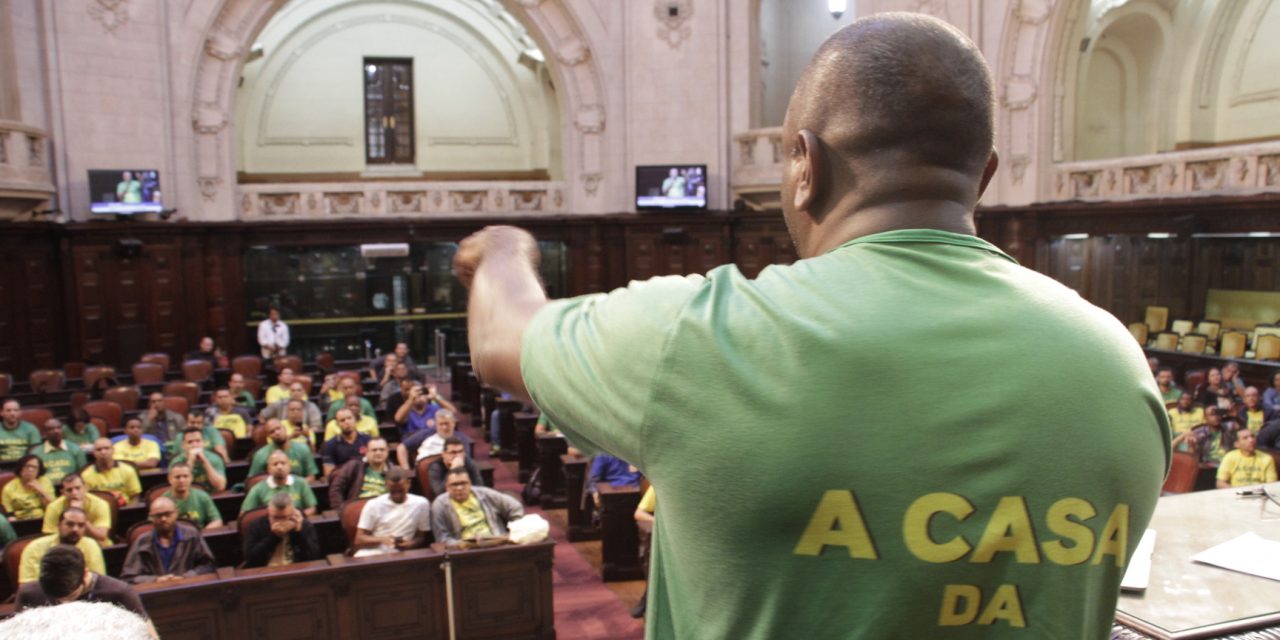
[535,434,568,509]
[597,483,644,581]
[561,455,598,541]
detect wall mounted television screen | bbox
[636,164,707,210]
[88,169,163,215]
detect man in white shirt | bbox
[414,409,460,463]
[257,307,290,358]
[352,467,431,557]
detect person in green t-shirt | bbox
[228,373,258,410]
[163,463,223,529]
[1154,368,1181,406]
[240,450,317,515]
[248,419,318,480]
[116,170,142,203]
[0,400,43,464]
[64,409,100,454]
[170,428,227,492]
[30,419,88,488]
[451,14,1170,640]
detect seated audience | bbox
[329,437,393,508]
[385,377,417,419]
[180,410,230,462]
[535,414,582,457]
[398,411,472,468]
[83,438,142,504]
[430,467,523,548]
[229,372,257,410]
[1175,406,1240,465]
[2,600,156,640]
[368,343,419,382]
[394,383,458,435]
[113,418,162,470]
[264,367,296,406]
[1260,416,1280,450]
[428,436,483,497]
[140,391,186,445]
[205,388,253,439]
[1154,367,1180,406]
[184,335,227,369]
[413,409,464,462]
[31,418,87,487]
[322,409,371,477]
[170,428,227,492]
[162,463,223,529]
[120,496,217,583]
[1166,393,1204,448]
[280,399,319,450]
[1216,428,1278,488]
[18,544,146,622]
[1195,368,1231,409]
[0,399,42,464]
[1264,372,1280,415]
[3,454,55,520]
[259,382,322,434]
[242,492,322,568]
[378,362,418,409]
[324,377,375,421]
[65,408,101,453]
[372,354,401,396]
[1222,361,1247,399]
[20,508,106,583]
[318,373,344,410]
[248,418,318,480]
[589,452,643,508]
[42,473,112,546]
[1239,386,1276,432]
[352,467,431,557]
[323,394,381,441]
[241,449,317,516]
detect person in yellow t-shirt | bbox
[1167,393,1205,441]
[430,467,523,548]
[111,419,162,470]
[1241,386,1274,432]
[206,389,251,439]
[18,507,106,583]
[1217,428,1278,488]
[323,395,381,442]
[41,474,113,547]
[82,438,142,505]
[2,455,56,521]
[264,368,296,406]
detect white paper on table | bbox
[1121,529,1157,592]
[1191,532,1280,582]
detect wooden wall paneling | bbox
[233,571,341,638]
[347,558,447,640]
[449,543,555,639]
[180,233,209,357]
[144,242,184,359]
[71,243,110,365]
[206,233,247,357]
[17,244,63,372]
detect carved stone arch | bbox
[186,0,609,218]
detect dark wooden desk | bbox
[562,455,597,541]
[597,483,644,581]
[535,434,568,509]
[495,399,521,461]
[515,411,539,481]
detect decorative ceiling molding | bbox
[654,0,692,49]
[88,0,130,32]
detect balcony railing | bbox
[0,120,55,217]
[237,180,568,219]
[731,127,783,211]
[1052,142,1280,202]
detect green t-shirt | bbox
[171,450,227,491]
[0,421,42,463]
[32,443,88,487]
[166,425,227,457]
[164,488,220,527]
[63,423,101,452]
[240,476,317,514]
[248,442,319,478]
[521,229,1171,639]
[325,397,376,421]
[358,467,386,498]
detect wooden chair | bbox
[241,378,263,400]
[161,395,190,417]
[182,360,213,384]
[232,355,263,379]
[89,489,120,531]
[1170,319,1194,337]
[1162,452,1198,495]
[1180,333,1208,355]
[219,429,239,457]
[0,471,15,495]
[1153,332,1179,351]
[1196,320,1221,343]
[1127,322,1149,345]
[62,361,87,380]
[82,366,117,391]
[416,455,442,500]
[28,369,66,394]
[244,473,268,492]
[340,497,371,554]
[1144,306,1169,333]
[2,535,39,588]
[237,508,270,562]
[103,385,141,411]
[83,400,124,433]
[1256,334,1280,361]
[163,381,200,408]
[18,407,52,429]
[1220,331,1248,359]
[0,373,11,395]
[126,521,156,545]
[140,352,171,371]
[131,362,166,385]
[1183,369,1206,395]
[294,374,314,394]
[144,483,171,504]
[273,356,304,377]
[315,352,336,374]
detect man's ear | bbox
[789,129,825,216]
[977,149,999,200]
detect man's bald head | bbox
[786,13,994,175]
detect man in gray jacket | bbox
[120,497,217,583]
[430,467,523,548]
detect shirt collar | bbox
[834,229,1018,264]
[43,441,69,453]
[266,475,295,489]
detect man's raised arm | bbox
[453,226,548,401]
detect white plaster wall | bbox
[1213,0,1280,144]
[235,0,554,176]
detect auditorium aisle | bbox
[458,415,646,639]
